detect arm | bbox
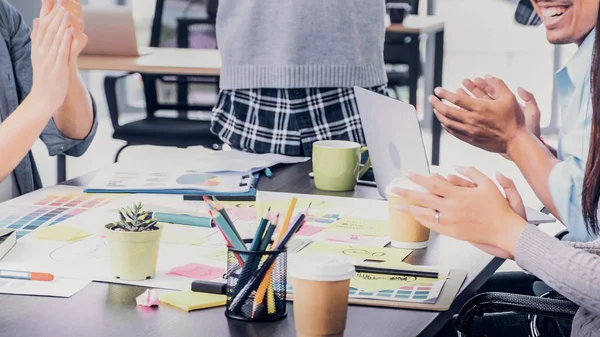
[516,225,600,316]
[10,0,97,157]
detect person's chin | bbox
[545,31,575,45]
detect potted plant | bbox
[105,202,163,281]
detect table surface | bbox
[77,15,444,75]
[0,162,502,337]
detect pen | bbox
[354,265,439,279]
[0,269,54,281]
[148,212,214,228]
[264,168,273,178]
[183,195,257,202]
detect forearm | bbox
[507,128,562,221]
[0,96,55,180]
[53,68,93,140]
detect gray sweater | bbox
[215,0,388,89]
[516,225,600,336]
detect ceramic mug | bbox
[312,140,371,191]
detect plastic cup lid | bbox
[385,173,426,196]
[290,254,355,282]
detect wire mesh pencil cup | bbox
[225,240,288,321]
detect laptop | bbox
[354,87,555,224]
[82,6,142,57]
[354,87,430,199]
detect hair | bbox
[582,14,600,236]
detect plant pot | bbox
[104,223,163,281]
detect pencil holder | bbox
[225,240,287,322]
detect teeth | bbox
[541,7,567,17]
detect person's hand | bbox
[460,77,541,139]
[430,76,528,154]
[40,0,87,70]
[30,5,74,111]
[392,167,528,257]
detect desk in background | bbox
[67,15,445,184]
[0,161,503,337]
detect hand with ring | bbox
[392,167,529,259]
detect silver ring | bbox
[434,211,440,224]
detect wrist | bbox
[28,89,62,114]
[505,127,531,160]
[496,213,528,257]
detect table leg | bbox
[57,154,66,183]
[431,30,444,166]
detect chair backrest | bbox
[386,0,419,15]
[384,0,420,65]
[145,0,219,115]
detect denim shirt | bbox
[0,0,98,195]
[549,29,595,241]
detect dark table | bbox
[0,162,503,337]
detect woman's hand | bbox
[30,5,74,112]
[393,167,528,257]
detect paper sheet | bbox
[0,277,90,298]
[33,226,92,242]
[323,217,389,237]
[299,242,412,265]
[351,273,432,292]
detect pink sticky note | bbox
[296,225,324,237]
[167,263,225,281]
[226,207,257,221]
[136,289,160,307]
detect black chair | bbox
[104,0,222,162]
[454,292,578,337]
[384,0,421,105]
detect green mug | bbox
[312,140,371,191]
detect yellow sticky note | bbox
[300,242,412,265]
[33,226,92,242]
[159,291,226,312]
[350,273,434,292]
[323,217,389,237]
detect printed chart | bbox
[0,187,125,238]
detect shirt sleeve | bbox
[548,155,595,242]
[6,2,98,158]
[516,225,600,317]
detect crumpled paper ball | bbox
[136,289,160,307]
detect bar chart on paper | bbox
[0,187,126,238]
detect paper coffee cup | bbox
[386,175,431,249]
[291,254,355,337]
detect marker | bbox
[148,212,214,228]
[354,265,439,279]
[0,269,54,281]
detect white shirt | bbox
[549,29,595,241]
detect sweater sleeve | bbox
[516,225,600,316]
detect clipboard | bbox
[286,269,467,312]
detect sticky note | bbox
[296,225,324,237]
[167,263,225,281]
[159,291,226,312]
[33,226,92,242]
[299,242,412,265]
[323,217,389,237]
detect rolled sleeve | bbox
[548,156,595,241]
[40,93,98,157]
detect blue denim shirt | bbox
[0,0,98,195]
[549,30,595,241]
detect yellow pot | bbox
[104,223,163,281]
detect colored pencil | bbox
[212,197,244,243]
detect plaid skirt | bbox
[210,85,387,157]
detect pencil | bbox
[208,210,245,266]
[212,197,243,242]
[273,197,297,246]
[354,265,439,279]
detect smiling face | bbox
[531,0,598,45]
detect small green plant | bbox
[112,202,158,232]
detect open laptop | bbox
[354,87,555,224]
[354,87,430,199]
[82,6,142,57]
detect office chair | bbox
[104,0,222,163]
[454,292,578,337]
[384,0,421,106]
